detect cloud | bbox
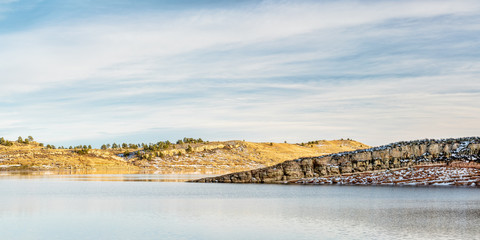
[0,0,480,146]
[1,0,480,91]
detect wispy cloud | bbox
[0,0,479,146]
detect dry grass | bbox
[0,139,369,173]
[0,142,136,171]
[147,139,369,174]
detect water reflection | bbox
[0,171,218,182]
[55,174,216,182]
[0,176,478,240]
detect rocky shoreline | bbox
[295,164,480,187]
[191,137,480,184]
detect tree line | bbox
[1,136,207,159]
[0,136,34,146]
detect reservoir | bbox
[0,174,478,240]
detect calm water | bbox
[0,174,478,240]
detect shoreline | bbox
[294,164,480,187]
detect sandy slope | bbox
[0,139,369,174]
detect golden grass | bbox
[0,142,136,170]
[0,139,369,173]
[149,139,369,173]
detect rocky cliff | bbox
[192,137,480,183]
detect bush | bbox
[186,145,193,153]
[75,149,89,155]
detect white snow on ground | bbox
[297,166,480,187]
[292,137,480,163]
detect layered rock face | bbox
[192,137,480,183]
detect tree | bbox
[0,137,5,145]
[101,144,107,150]
[129,144,138,149]
[75,148,89,155]
[28,136,34,141]
[17,136,23,143]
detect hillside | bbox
[136,139,368,174]
[0,142,135,172]
[193,137,480,185]
[0,138,369,174]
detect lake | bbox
[0,173,478,240]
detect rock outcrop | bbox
[191,137,480,183]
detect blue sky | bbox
[1,0,480,147]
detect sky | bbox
[0,0,479,147]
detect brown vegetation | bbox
[0,138,369,174]
[0,141,135,171]
[132,139,368,174]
